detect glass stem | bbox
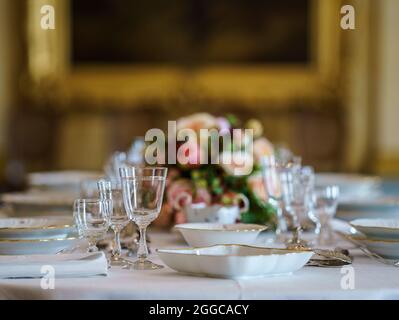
[88,238,98,252]
[318,218,333,245]
[315,221,322,235]
[137,226,148,261]
[292,211,300,229]
[276,201,287,234]
[113,229,122,259]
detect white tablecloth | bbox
[0,231,399,300]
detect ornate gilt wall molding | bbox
[25,0,344,111]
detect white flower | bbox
[219,151,254,176]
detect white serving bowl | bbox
[174,223,267,247]
[157,245,313,279]
[350,219,399,240]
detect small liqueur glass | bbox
[73,198,111,252]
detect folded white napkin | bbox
[0,252,108,279]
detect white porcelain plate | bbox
[336,197,399,221]
[0,237,79,255]
[348,235,399,259]
[175,223,267,247]
[157,245,313,279]
[350,219,399,240]
[28,170,103,191]
[0,216,76,240]
[316,173,381,201]
[1,191,76,206]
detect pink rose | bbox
[167,179,193,209]
[177,113,218,132]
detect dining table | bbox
[0,229,398,300]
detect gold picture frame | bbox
[25,0,344,110]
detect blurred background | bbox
[0,0,398,191]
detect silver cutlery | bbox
[306,259,350,267]
[286,233,353,267]
[306,247,352,267]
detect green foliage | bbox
[168,113,276,226]
[241,192,276,227]
[223,173,276,226]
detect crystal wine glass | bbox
[73,199,111,252]
[80,179,101,198]
[119,167,167,270]
[309,185,340,246]
[104,151,127,183]
[280,167,314,248]
[261,155,287,241]
[126,137,146,164]
[98,179,131,266]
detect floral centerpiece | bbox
[155,113,276,227]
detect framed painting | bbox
[26,0,343,109]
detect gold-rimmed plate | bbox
[346,234,399,260]
[350,219,399,240]
[0,236,79,255]
[0,216,76,240]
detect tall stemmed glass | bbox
[261,154,302,240]
[261,155,287,241]
[119,167,167,270]
[98,180,130,266]
[73,199,111,252]
[309,185,340,246]
[280,168,314,248]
